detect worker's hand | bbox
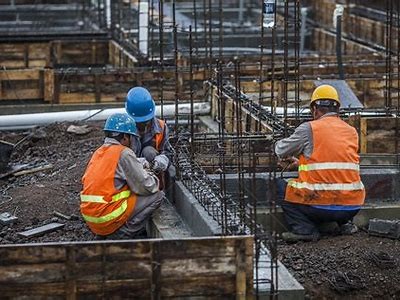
[152,155,169,173]
[279,156,299,171]
[137,157,150,169]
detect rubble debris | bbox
[0,140,14,172]
[0,212,18,225]
[12,164,53,177]
[0,164,30,179]
[328,272,365,293]
[66,124,92,135]
[53,210,79,221]
[17,222,65,238]
[368,218,400,239]
[365,251,396,269]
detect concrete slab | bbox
[150,199,192,239]
[173,181,222,236]
[368,218,400,239]
[257,253,305,300]
[209,168,400,205]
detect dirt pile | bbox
[0,121,104,244]
[279,232,400,299]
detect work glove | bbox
[137,157,150,170]
[151,154,169,173]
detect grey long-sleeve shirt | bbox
[131,117,172,168]
[104,138,159,196]
[275,113,338,159]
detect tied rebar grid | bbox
[384,0,400,163]
[174,135,279,294]
[208,79,295,138]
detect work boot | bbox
[339,222,358,235]
[318,222,340,235]
[281,231,320,242]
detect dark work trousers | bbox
[276,178,360,235]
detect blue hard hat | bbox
[125,87,156,123]
[103,113,138,136]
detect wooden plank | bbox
[44,69,55,102]
[74,243,151,264]
[65,246,77,300]
[94,74,101,103]
[0,283,66,297]
[360,118,367,154]
[17,223,65,238]
[0,69,40,81]
[236,239,247,300]
[59,93,96,103]
[160,275,236,297]
[0,237,253,298]
[0,246,66,265]
[162,257,236,278]
[0,263,66,282]
[0,89,41,100]
[151,241,161,300]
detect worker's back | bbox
[285,115,365,206]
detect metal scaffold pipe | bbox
[0,103,210,130]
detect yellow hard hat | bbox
[310,85,340,106]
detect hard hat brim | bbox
[131,111,155,123]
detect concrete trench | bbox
[149,166,399,299]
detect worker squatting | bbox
[79,85,365,242]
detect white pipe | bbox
[106,0,111,28]
[0,102,210,131]
[139,0,149,57]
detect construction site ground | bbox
[0,122,399,299]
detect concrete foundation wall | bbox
[209,168,400,205]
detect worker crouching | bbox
[80,113,163,239]
[125,87,175,191]
[275,85,366,242]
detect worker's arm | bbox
[116,148,159,195]
[274,122,313,159]
[152,123,172,171]
[159,123,173,162]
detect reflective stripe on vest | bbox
[288,180,364,191]
[82,200,128,224]
[298,162,360,172]
[80,190,131,203]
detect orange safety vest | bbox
[80,144,137,236]
[285,115,365,206]
[153,119,166,151]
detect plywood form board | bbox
[348,116,399,154]
[51,40,108,66]
[0,236,254,299]
[0,69,42,100]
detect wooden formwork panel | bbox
[0,236,254,299]
[52,40,109,66]
[348,116,400,154]
[0,40,109,69]
[0,69,43,100]
[312,28,374,54]
[0,43,50,69]
[109,41,138,68]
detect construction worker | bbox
[80,113,163,239]
[275,85,365,242]
[125,86,174,190]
